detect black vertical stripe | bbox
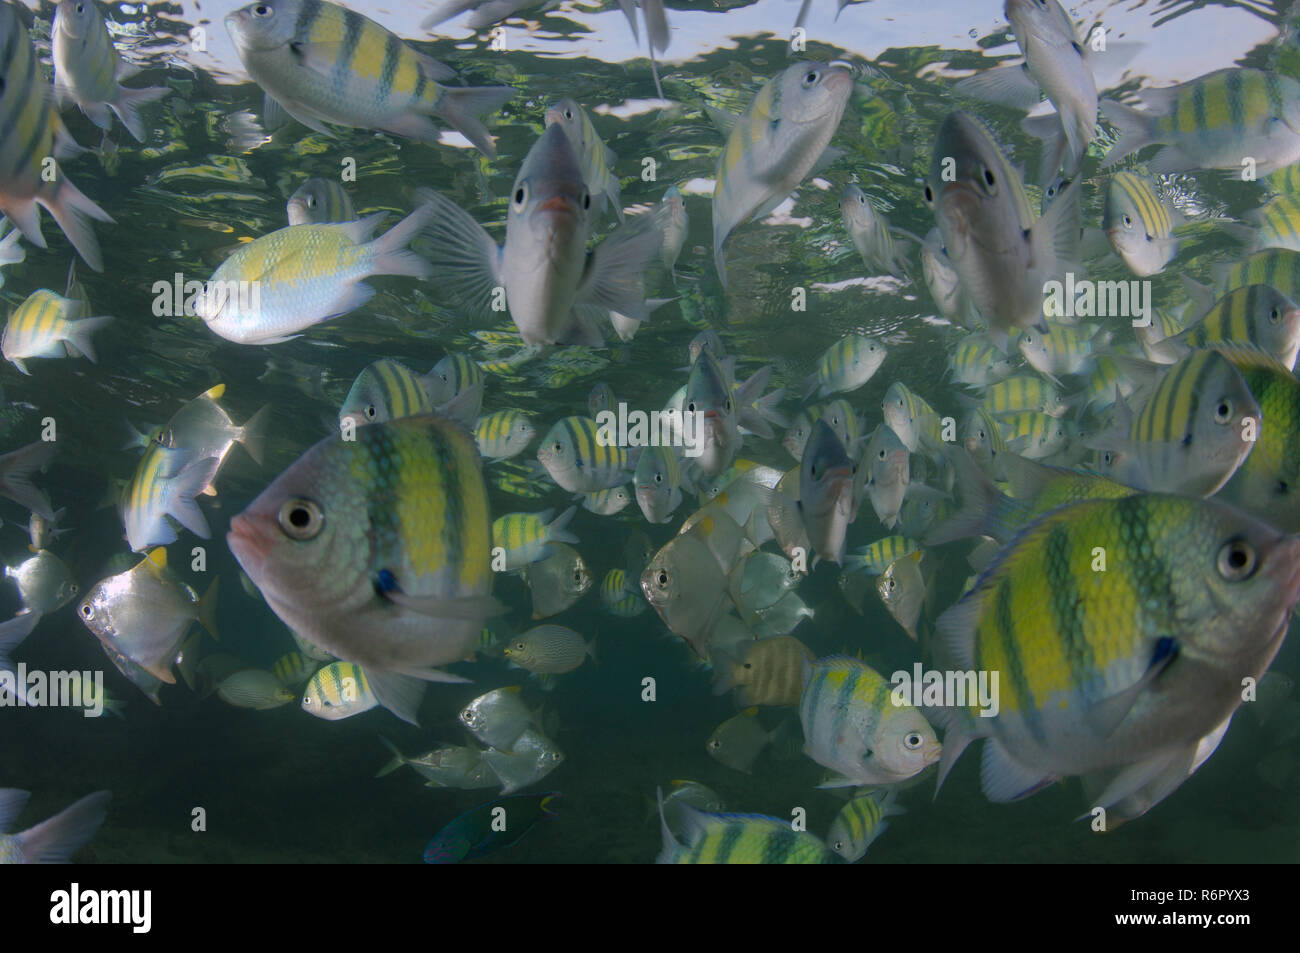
[292,0,322,44]
[334,9,364,97]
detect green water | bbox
[2,0,1300,863]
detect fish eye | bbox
[1270,307,1281,324]
[981,167,997,191]
[834,840,844,851]
[708,738,720,750]
[803,69,820,86]
[1216,539,1257,580]
[1213,400,1233,424]
[79,603,94,620]
[69,583,79,594]
[253,2,272,16]
[654,472,663,483]
[583,191,591,210]
[687,402,696,413]
[724,398,732,411]
[552,752,562,761]
[1122,213,1132,228]
[877,449,886,459]
[306,194,317,208]
[553,442,563,453]
[923,184,934,204]
[656,570,669,588]
[515,641,526,651]
[514,185,527,207]
[277,498,324,540]
[904,731,923,749]
[564,108,573,120]
[811,464,819,478]
[365,405,376,419]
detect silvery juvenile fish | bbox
[229,416,500,725]
[1102,68,1300,176]
[460,686,536,750]
[712,62,853,287]
[0,789,111,864]
[660,185,689,277]
[77,548,218,685]
[416,125,665,346]
[121,438,222,553]
[930,494,1300,823]
[841,185,910,277]
[877,550,926,641]
[195,209,433,345]
[225,0,512,156]
[861,422,910,529]
[0,4,114,271]
[4,549,78,615]
[705,707,774,773]
[924,110,1079,347]
[523,542,592,620]
[481,728,564,795]
[686,349,740,477]
[52,0,170,142]
[641,530,729,657]
[286,178,356,226]
[792,419,855,566]
[545,98,622,222]
[156,383,269,492]
[376,737,496,789]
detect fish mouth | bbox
[536,196,579,216]
[226,514,269,574]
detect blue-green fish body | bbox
[423,792,560,864]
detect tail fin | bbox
[110,84,170,143]
[165,455,222,539]
[923,448,1021,547]
[368,205,435,280]
[63,315,113,362]
[1099,99,1153,170]
[42,177,115,272]
[547,505,580,546]
[433,85,516,159]
[195,577,219,640]
[15,790,111,863]
[374,736,407,778]
[0,440,56,520]
[237,403,272,466]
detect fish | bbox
[583,485,632,516]
[634,444,684,524]
[217,669,296,709]
[1102,68,1300,176]
[1087,349,1260,496]
[1238,194,1300,254]
[4,549,78,615]
[600,567,646,617]
[224,0,512,156]
[194,209,433,345]
[523,542,592,620]
[339,359,435,428]
[656,788,833,864]
[286,178,356,225]
[0,789,111,864]
[424,352,486,408]
[460,685,536,750]
[882,382,942,455]
[960,405,1008,478]
[921,229,977,329]
[685,349,740,478]
[924,110,1079,345]
[655,780,725,839]
[492,507,580,571]
[841,185,909,277]
[77,548,218,685]
[727,551,802,619]
[712,62,853,287]
[1212,345,1300,532]
[537,416,630,493]
[155,384,269,491]
[826,788,903,863]
[705,706,774,773]
[802,334,887,400]
[481,729,565,795]
[1103,172,1179,277]
[0,4,114,271]
[301,662,377,720]
[414,126,665,346]
[845,535,921,575]
[799,656,942,788]
[877,550,927,641]
[660,185,689,277]
[475,410,537,462]
[861,422,910,529]
[421,0,561,32]
[641,529,730,658]
[2,288,113,375]
[502,625,595,675]
[271,651,318,687]
[795,419,856,565]
[376,737,496,789]
[1017,324,1105,380]
[949,335,1016,389]
[712,635,813,708]
[929,494,1300,822]
[423,792,560,864]
[545,98,622,221]
[228,415,500,726]
[1142,284,1300,371]
[956,0,1099,180]
[979,375,1068,419]
[587,382,615,418]
[999,411,1074,461]
[121,439,222,552]
[51,0,170,142]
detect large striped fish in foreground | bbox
[1102,68,1300,175]
[416,125,665,346]
[712,62,853,288]
[52,0,171,142]
[195,207,433,344]
[227,415,502,725]
[1139,284,1300,371]
[655,788,834,864]
[924,111,1080,346]
[928,494,1300,825]
[1087,349,1260,496]
[224,0,513,156]
[0,4,113,271]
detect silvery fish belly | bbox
[227,415,498,682]
[931,494,1300,816]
